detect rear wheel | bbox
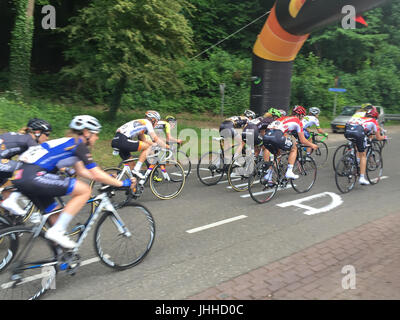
[335,154,357,193]
[197,151,225,186]
[0,227,58,300]
[227,155,255,192]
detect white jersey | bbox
[302,115,320,130]
[268,116,303,134]
[116,119,155,139]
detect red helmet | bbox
[365,106,379,119]
[292,105,306,116]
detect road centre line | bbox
[186,215,248,234]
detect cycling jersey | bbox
[268,116,303,134]
[0,132,37,185]
[116,119,155,139]
[223,116,249,129]
[347,117,380,135]
[154,121,171,135]
[0,132,37,159]
[18,137,96,172]
[302,116,320,130]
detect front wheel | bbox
[94,203,155,270]
[366,148,383,185]
[149,161,186,200]
[291,156,317,193]
[312,141,328,168]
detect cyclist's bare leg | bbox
[358,151,367,175]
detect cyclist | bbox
[262,105,318,181]
[345,106,387,185]
[0,118,52,216]
[352,103,373,119]
[219,109,256,165]
[111,110,169,179]
[12,115,136,249]
[302,107,328,155]
[154,115,183,145]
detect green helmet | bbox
[268,108,282,118]
[165,115,176,122]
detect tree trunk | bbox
[9,0,35,96]
[108,75,127,120]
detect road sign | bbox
[329,88,347,93]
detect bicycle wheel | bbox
[149,161,186,200]
[313,141,328,168]
[366,148,383,185]
[197,151,225,186]
[227,155,255,192]
[89,167,133,210]
[176,150,191,178]
[0,226,58,300]
[0,216,17,271]
[291,156,317,193]
[248,161,279,204]
[335,154,357,193]
[332,144,349,172]
[94,203,155,270]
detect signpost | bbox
[329,87,347,117]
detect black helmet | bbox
[27,118,52,133]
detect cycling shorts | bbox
[262,129,293,154]
[11,163,76,213]
[344,124,367,152]
[111,132,143,160]
[304,129,311,140]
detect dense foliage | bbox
[1,0,399,119]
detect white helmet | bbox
[145,110,161,121]
[309,107,321,116]
[244,109,256,119]
[69,115,102,133]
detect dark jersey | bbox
[0,132,37,159]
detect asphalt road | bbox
[45,126,400,300]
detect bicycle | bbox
[90,146,186,208]
[334,137,383,193]
[0,185,155,300]
[196,137,240,186]
[308,132,328,167]
[248,142,317,204]
[168,142,191,178]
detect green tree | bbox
[9,0,35,95]
[62,0,194,119]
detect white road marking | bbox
[186,215,248,234]
[277,192,343,215]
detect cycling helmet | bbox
[309,107,321,116]
[278,109,287,117]
[243,109,256,119]
[69,115,102,133]
[27,118,52,133]
[365,106,379,119]
[292,105,306,116]
[361,103,373,111]
[165,115,177,123]
[267,108,281,118]
[145,110,161,122]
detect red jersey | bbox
[267,116,303,134]
[348,117,380,134]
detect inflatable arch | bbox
[250,0,389,115]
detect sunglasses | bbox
[42,132,51,137]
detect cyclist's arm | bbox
[74,161,127,187]
[375,127,386,141]
[298,131,318,149]
[149,131,169,148]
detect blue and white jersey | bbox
[18,137,97,172]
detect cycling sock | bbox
[134,161,143,172]
[360,174,365,179]
[52,212,74,232]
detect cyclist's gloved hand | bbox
[122,178,132,187]
[324,133,329,137]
